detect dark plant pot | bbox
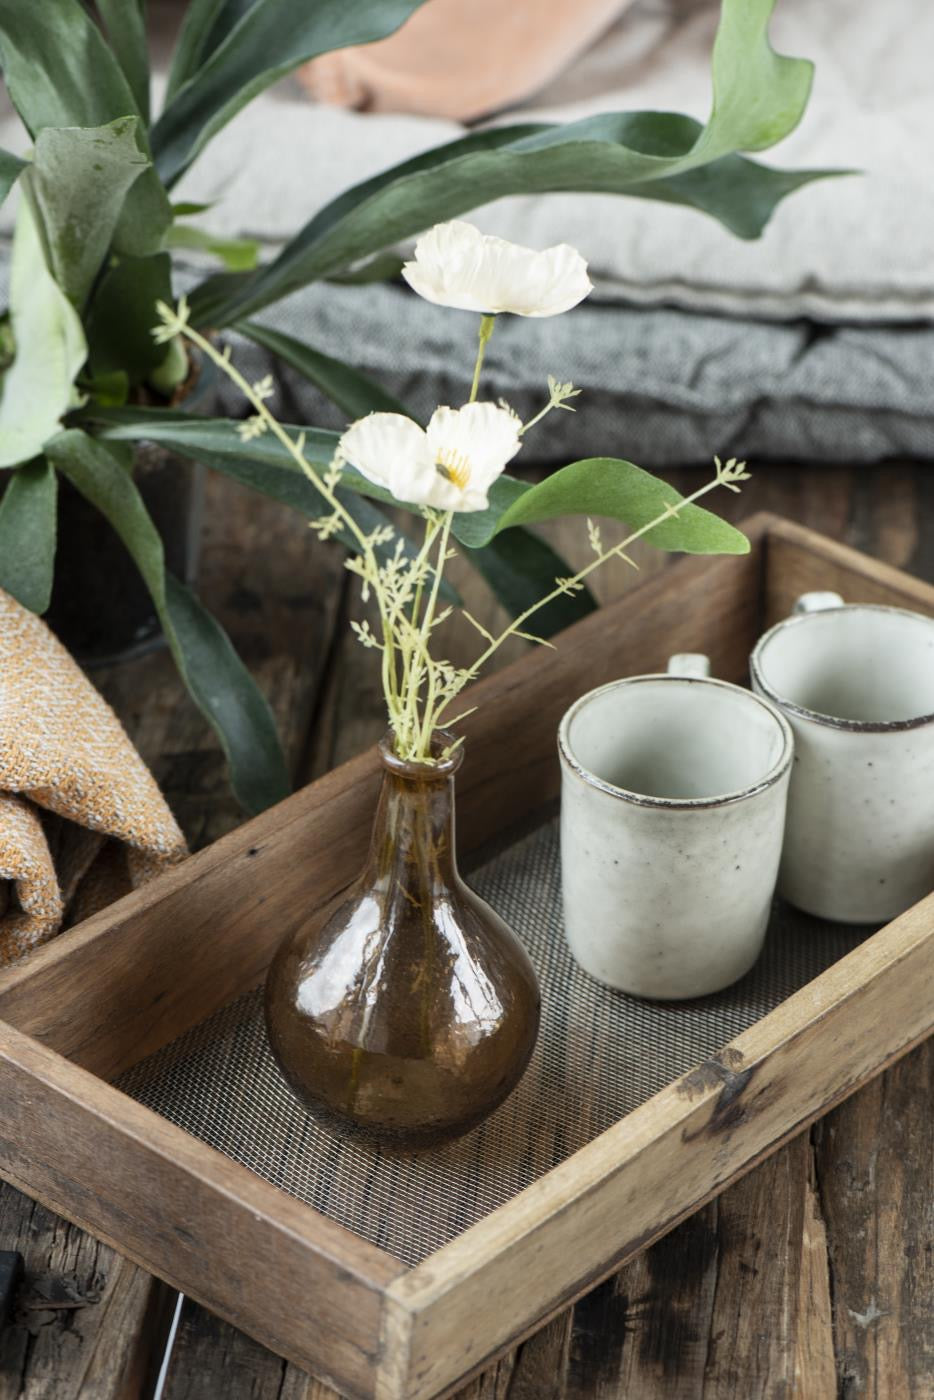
[46,447,205,666]
[46,358,212,667]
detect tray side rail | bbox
[380,893,934,1400]
[763,516,934,624]
[0,1020,405,1399]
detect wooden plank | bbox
[0,527,766,1082]
[553,1139,811,1399]
[0,1190,175,1400]
[700,1136,806,1396]
[793,1142,840,1396]
[0,1021,404,1400]
[563,1201,721,1397]
[763,516,934,626]
[813,1037,934,1398]
[381,894,934,1400]
[158,1305,291,1400]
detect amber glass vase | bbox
[264,734,540,1146]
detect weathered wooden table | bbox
[0,463,931,1398]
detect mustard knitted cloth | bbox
[0,587,187,968]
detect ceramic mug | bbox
[558,656,794,998]
[751,592,934,922]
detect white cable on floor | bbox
[151,1292,185,1400]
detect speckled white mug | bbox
[558,657,794,999]
[751,593,934,922]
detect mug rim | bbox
[557,673,794,810]
[751,602,934,734]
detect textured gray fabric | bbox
[3,246,932,468]
[220,278,934,468]
[118,818,866,1266]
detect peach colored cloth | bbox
[0,587,187,967]
[300,0,634,121]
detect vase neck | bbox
[365,738,462,889]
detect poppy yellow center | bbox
[436,447,471,490]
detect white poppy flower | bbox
[402,220,592,318]
[338,412,438,506]
[339,402,522,512]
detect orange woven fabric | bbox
[0,588,187,968]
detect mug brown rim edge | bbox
[557,674,794,811]
[750,603,934,734]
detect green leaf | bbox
[96,0,150,122]
[27,119,150,309]
[0,0,171,257]
[465,457,750,555]
[188,125,536,324]
[80,368,130,408]
[188,269,254,326]
[45,428,289,813]
[0,197,87,469]
[111,168,174,260]
[0,458,58,612]
[165,223,260,271]
[700,0,814,157]
[152,0,433,186]
[609,151,842,241]
[193,0,840,325]
[238,321,409,419]
[86,252,174,382]
[326,252,406,286]
[203,127,836,325]
[0,0,140,131]
[162,569,290,813]
[85,405,340,472]
[165,0,233,103]
[0,148,26,210]
[170,200,215,217]
[82,407,457,598]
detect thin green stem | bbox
[394,513,443,751]
[469,315,496,403]
[405,511,454,760]
[408,512,440,630]
[518,401,556,439]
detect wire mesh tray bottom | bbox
[117,819,865,1266]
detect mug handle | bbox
[793,591,844,614]
[667,653,711,677]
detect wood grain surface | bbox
[1,463,932,1397]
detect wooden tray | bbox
[0,513,931,1400]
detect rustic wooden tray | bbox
[0,513,931,1400]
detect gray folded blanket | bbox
[226,280,934,468]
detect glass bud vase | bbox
[264,733,541,1146]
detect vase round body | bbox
[264,735,540,1146]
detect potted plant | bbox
[157,219,753,1141]
[0,0,836,814]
